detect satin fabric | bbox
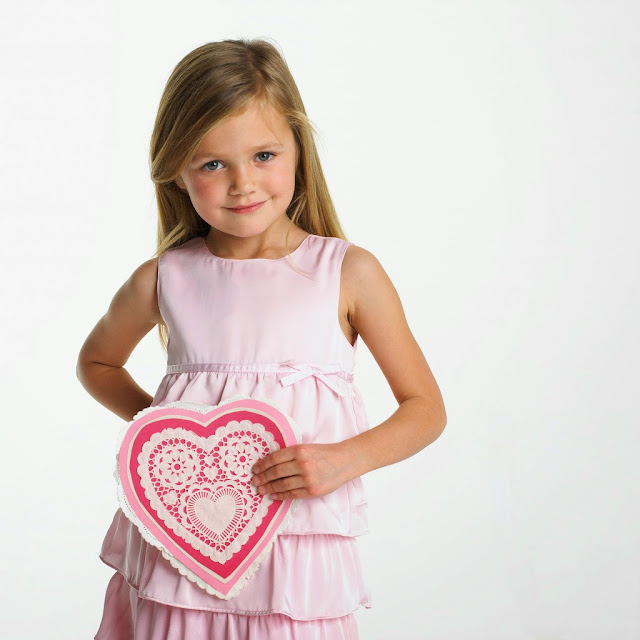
[95,234,373,639]
[96,572,359,640]
[101,513,370,618]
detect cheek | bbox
[270,167,297,197]
[188,179,222,204]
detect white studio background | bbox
[1,1,638,638]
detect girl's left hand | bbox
[251,442,353,500]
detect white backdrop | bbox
[1,1,638,638]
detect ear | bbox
[175,175,187,190]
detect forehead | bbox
[199,101,292,148]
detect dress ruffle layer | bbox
[100,508,372,620]
[96,571,359,640]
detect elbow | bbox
[416,395,447,440]
[429,400,447,440]
[76,345,95,385]
[76,356,88,386]
[437,404,447,436]
[416,387,447,438]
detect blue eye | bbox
[202,152,274,172]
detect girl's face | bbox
[176,100,298,240]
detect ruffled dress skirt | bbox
[96,510,368,639]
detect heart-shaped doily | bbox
[115,395,302,599]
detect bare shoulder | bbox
[342,244,386,283]
[109,256,162,326]
[342,244,399,325]
[128,257,162,323]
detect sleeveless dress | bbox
[95,233,373,640]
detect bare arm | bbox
[338,245,447,477]
[76,257,162,422]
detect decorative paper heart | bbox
[115,395,302,599]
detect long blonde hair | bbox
[149,38,348,351]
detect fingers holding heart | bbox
[251,443,350,501]
[251,460,304,497]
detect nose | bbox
[228,164,257,196]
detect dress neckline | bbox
[197,234,313,262]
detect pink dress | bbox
[95,233,373,640]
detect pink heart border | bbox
[114,394,302,599]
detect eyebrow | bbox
[193,142,285,162]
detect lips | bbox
[227,200,266,213]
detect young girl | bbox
[77,38,446,640]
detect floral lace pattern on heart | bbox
[138,420,278,563]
